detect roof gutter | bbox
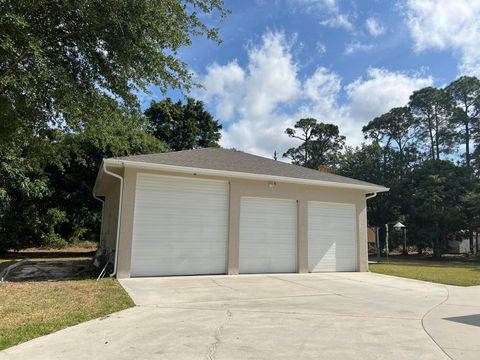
[104,159,389,193]
[101,161,124,277]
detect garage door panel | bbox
[131,174,228,277]
[239,197,297,274]
[308,202,356,272]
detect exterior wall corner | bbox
[116,167,137,279]
[297,199,309,273]
[356,198,369,272]
[227,180,240,275]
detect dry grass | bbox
[1,242,97,264]
[0,244,134,350]
[19,241,98,253]
[0,279,134,350]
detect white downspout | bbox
[102,162,124,277]
[366,192,377,200]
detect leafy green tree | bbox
[474,146,480,177]
[0,143,51,251]
[47,104,167,245]
[0,0,227,136]
[446,76,480,252]
[462,188,480,254]
[362,107,416,179]
[283,119,318,166]
[409,87,454,160]
[0,99,166,252]
[406,160,471,257]
[283,118,345,169]
[345,78,480,255]
[145,97,222,151]
[446,76,480,169]
[0,110,60,251]
[339,143,404,251]
[363,107,415,152]
[0,0,227,251]
[339,144,386,188]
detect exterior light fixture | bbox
[393,222,408,255]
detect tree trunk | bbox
[434,117,440,160]
[465,121,470,169]
[476,231,479,255]
[398,144,404,181]
[304,137,308,166]
[433,239,440,258]
[464,101,471,169]
[428,118,435,160]
[433,236,443,259]
[402,229,408,255]
[469,229,474,254]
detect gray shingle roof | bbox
[115,148,386,190]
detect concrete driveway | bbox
[1,273,480,360]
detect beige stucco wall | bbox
[228,178,368,274]
[104,167,369,278]
[101,181,121,250]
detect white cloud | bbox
[243,32,301,119]
[344,42,374,55]
[293,0,339,13]
[293,0,354,31]
[197,32,302,157]
[315,41,327,55]
[404,0,480,76]
[303,67,341,105]
[299,67,433,146]
[345,68,433,124]
[196,31,432,158]
[200,61,245,120]
[319,14,354,30]
[365,17,385,37]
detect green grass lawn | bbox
[369,257,480,286]
[0,245,134,350]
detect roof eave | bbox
[103,158,389,193]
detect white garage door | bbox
[308,202,357,272]
[131,173,228,277]
[239,197,297,273]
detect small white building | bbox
[448,234,478,254]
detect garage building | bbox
[93,148,388,278]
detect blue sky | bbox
[142,0,480,158]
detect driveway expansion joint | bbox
[136,304,422,321]
[211,279,243,293]
[421,285,453,360]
